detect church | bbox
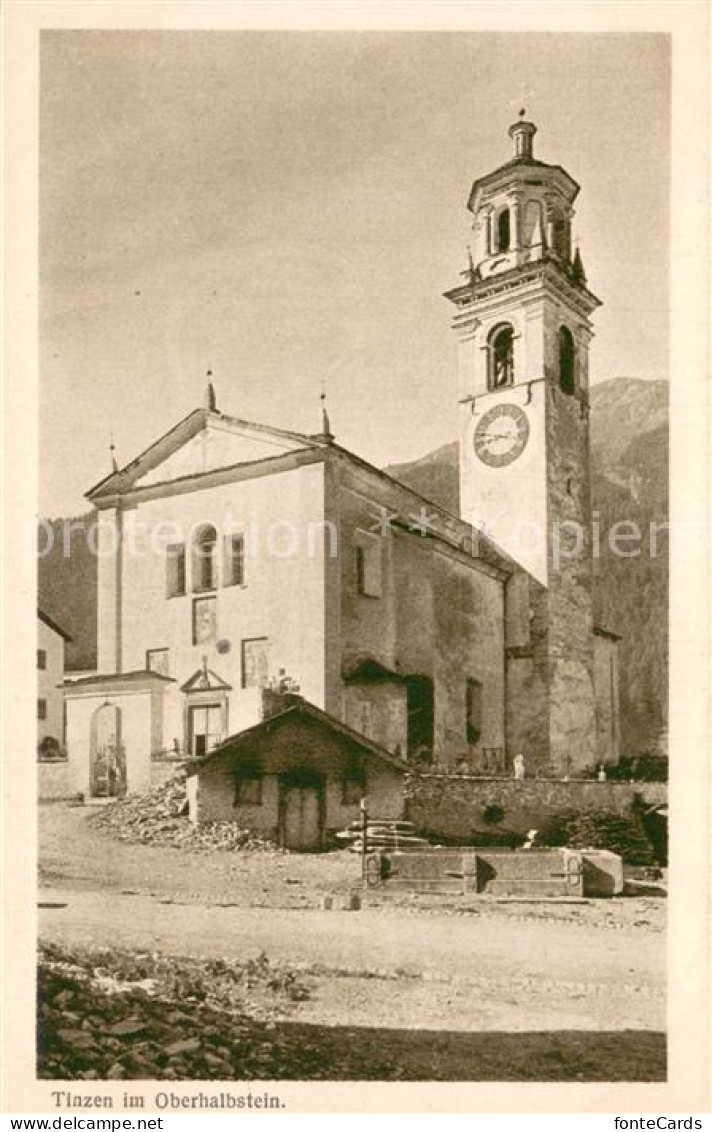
[61,117,620,817]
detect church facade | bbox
[62,119,620,803]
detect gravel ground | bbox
[40,803,666,931]
[37,802,666,1081]
[38,942,665,1082]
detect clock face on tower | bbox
[473,403,530,467]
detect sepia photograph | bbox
[35,26,670,1087]
[2,3,708,1115]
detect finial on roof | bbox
[572,245,587,284]
[205,370,217,412]
[460,246,479,283]
[319,386,334,443]
[109,432,118,473]
[508,114,537,159]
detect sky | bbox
[40,30,670,517]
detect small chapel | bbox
[60,118,620,833]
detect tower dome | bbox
[465,119,580,282]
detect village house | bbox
[37,609,71,755]
[186,696,407,850]
[54,119,620,841]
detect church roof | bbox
[467,156,580,214]
[84,394,516,579]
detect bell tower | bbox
[445,116,602,775]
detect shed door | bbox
[281,786,322,851]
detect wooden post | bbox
[360,797,368,883]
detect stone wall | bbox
[405,773,666,842]
[38,759,74,800]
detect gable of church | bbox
[135,419,310,488]
[87,409,318,501]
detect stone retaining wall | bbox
[405,774,667,841]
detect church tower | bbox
[445,116,602,775]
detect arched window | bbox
[488,323,515,389]
[496,208,511,252]
[192,524,218,592]
[559,326,576,395]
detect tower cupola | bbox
[508,113,537,159]
[464,119,581,283]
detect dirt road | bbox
[37,803,667,1079]
[38,804,666,1039]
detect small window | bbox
[488,323,515,389]
[192,524,218,592]
[342,775,365,806]
[356,540,382,598]
[37,649,47,670]
[235,776,262,806]
[224,534,245,587]
[192,596,217,645]
[38,699,47,721]
[241,638,270,689]
[466,678,482,745]
[146,648,170,676]
[559,326,576,395]
[166,544,186,598]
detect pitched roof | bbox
[186,698,409,777]
[63,669,175,689]
[38,609,73,642]
[82,398,514,578]
[342,658,409,684]
[86,407,325,502]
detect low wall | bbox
[38,759,75,800]
[405,774,667,842]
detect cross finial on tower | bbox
[508,92,537,160]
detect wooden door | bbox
[281,786,322,851]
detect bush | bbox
[537,810,658,866]
[606,755,668,783]
[481,804,506,825]
[37,736,66,761]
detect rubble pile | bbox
[38,942,312,1081]
[89,775,277,852]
